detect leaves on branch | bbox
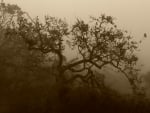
[4,12,144,93]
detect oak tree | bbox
[6,13,143,94]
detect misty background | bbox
[4,0,150,73]
[1,1,150,113]
[2,0,150,94]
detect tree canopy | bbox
[0,1,149,113]
[3,10,143,94]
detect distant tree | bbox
[0,2,54,112]
[0,1,44,73]
[0,0,23,28]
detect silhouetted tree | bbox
[0,1,149,113]
[5,13,144,95]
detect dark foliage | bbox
[0,1,149,113]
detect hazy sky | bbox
[4,0,150,73]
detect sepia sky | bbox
[4,0,150,73]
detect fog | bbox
[2,0,150,94]
[4,0,150,73]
